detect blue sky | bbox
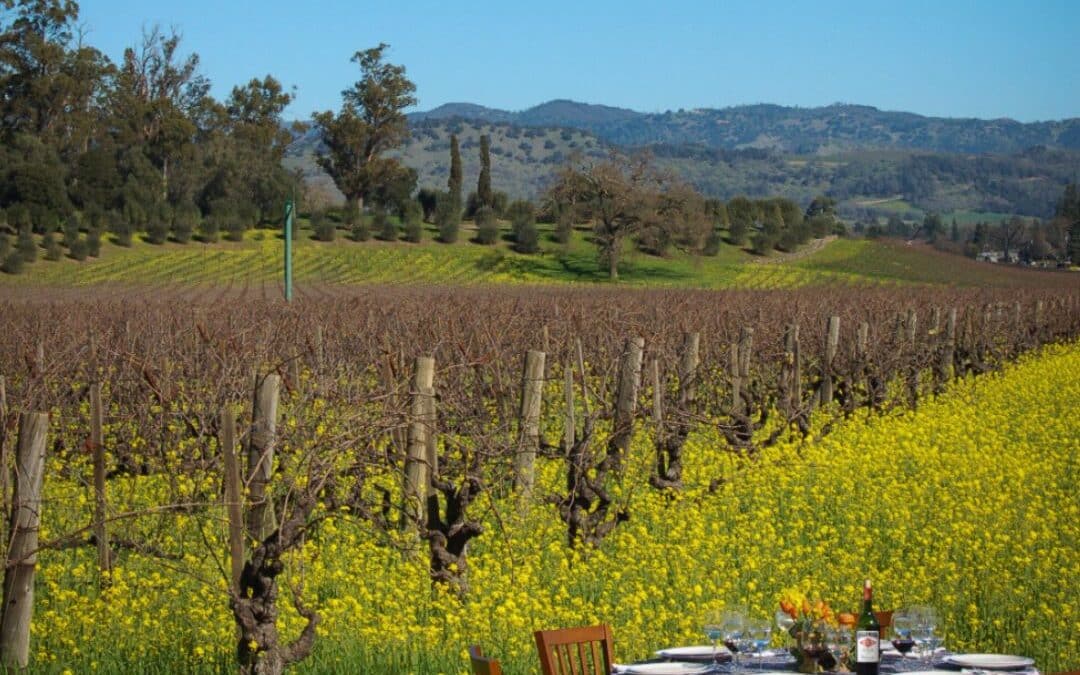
[78,0,1079,122]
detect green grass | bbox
[0,225,1072,290]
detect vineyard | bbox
[0,284,1077,674]
[2,233,1076,291]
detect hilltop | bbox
[407,100,1080,154]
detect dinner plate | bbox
[945,653,1035,670]
[624,663,712,674]
[655,645,730,660]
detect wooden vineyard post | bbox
[89,383,110,575]
[563,361,576,453]
[939,308,958,390]
[821,316,840,405]
[651,359,663,428]
[1034,300,1045,344]
[402,356,435,529]
[729,343,742,414]
[221,408,244,593]
[906,308,919,405]
[315,325,325,374]
[679,330,700,402]
[608,337,644,470]
[0,412,47,669]
[247,374,280,546]
[782,324,801,418]
[0,375,7,539]
[515,350,545,495]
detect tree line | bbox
[0,1,300,273]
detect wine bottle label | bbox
[856,631,880,663]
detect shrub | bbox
[63,213,81,248]
[224,219,246,242]
[312,211,336,242]
[351,219,370,242]
[146,220,169,245]
[435,193,459,243]
[199,217,220,243]
[505,200,534,240]
[68,237,88,261]
[554,210,573,245]
[375,209,396,241]
[87,228,102,257]
[0,233,9,260]
[475,206,499,245]
[17,228,36,262]
[751,230,776,255]
[1,251,24,274]
[402,202,423,243]
[42,231,62,260]
[172,204,198,244]
[514,220,540,254]
[702,229,722,256]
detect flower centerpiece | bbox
[778,590,855,673]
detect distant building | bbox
[976,250,1020,264]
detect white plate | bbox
[625,664,712,675]
[655,645,729,660]
[946,654,1035,670]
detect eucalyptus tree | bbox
[312,43,416,214]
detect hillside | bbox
[408,100,1080,154]
[2,225,1074,291]
[285,118,1079,219]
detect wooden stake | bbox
[403,357,435,528]
[246,374,280,546]
[90,383,110,575]
[515,350,545,494]
[0,412,47,669]
[221,409,244,593]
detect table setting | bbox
[612,601,1039,675]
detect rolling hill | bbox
[285,101,1080,219]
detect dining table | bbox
[612,645,1041,675]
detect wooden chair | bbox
[534,624,615,675]
[469,645,503,675]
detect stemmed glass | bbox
[721,607,747,674]
[910,605,942,669]
[825,625,852,671]
[703,609,725,667]
[745,618,772,670]
[890,610,916,672]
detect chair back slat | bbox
[534,624,615,675]
[469,645,503,675]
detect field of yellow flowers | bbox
[29,341,1079,674]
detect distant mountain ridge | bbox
[408,100,1080,154]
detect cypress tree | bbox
[477,135,493,209]
[448,134,463,211]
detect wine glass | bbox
[703,609,725,666]
[890,610,916,672]
[826,625,852,671]
[909,605,940,668]
[721,607,747,674]
[746,618,772,670]
[920,606,943,666]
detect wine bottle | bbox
[855,579,881,675]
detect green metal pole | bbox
[284,198,293,302]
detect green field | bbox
[0,225,1074,291]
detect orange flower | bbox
[837,612,857,627]
[780,599,798,620]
